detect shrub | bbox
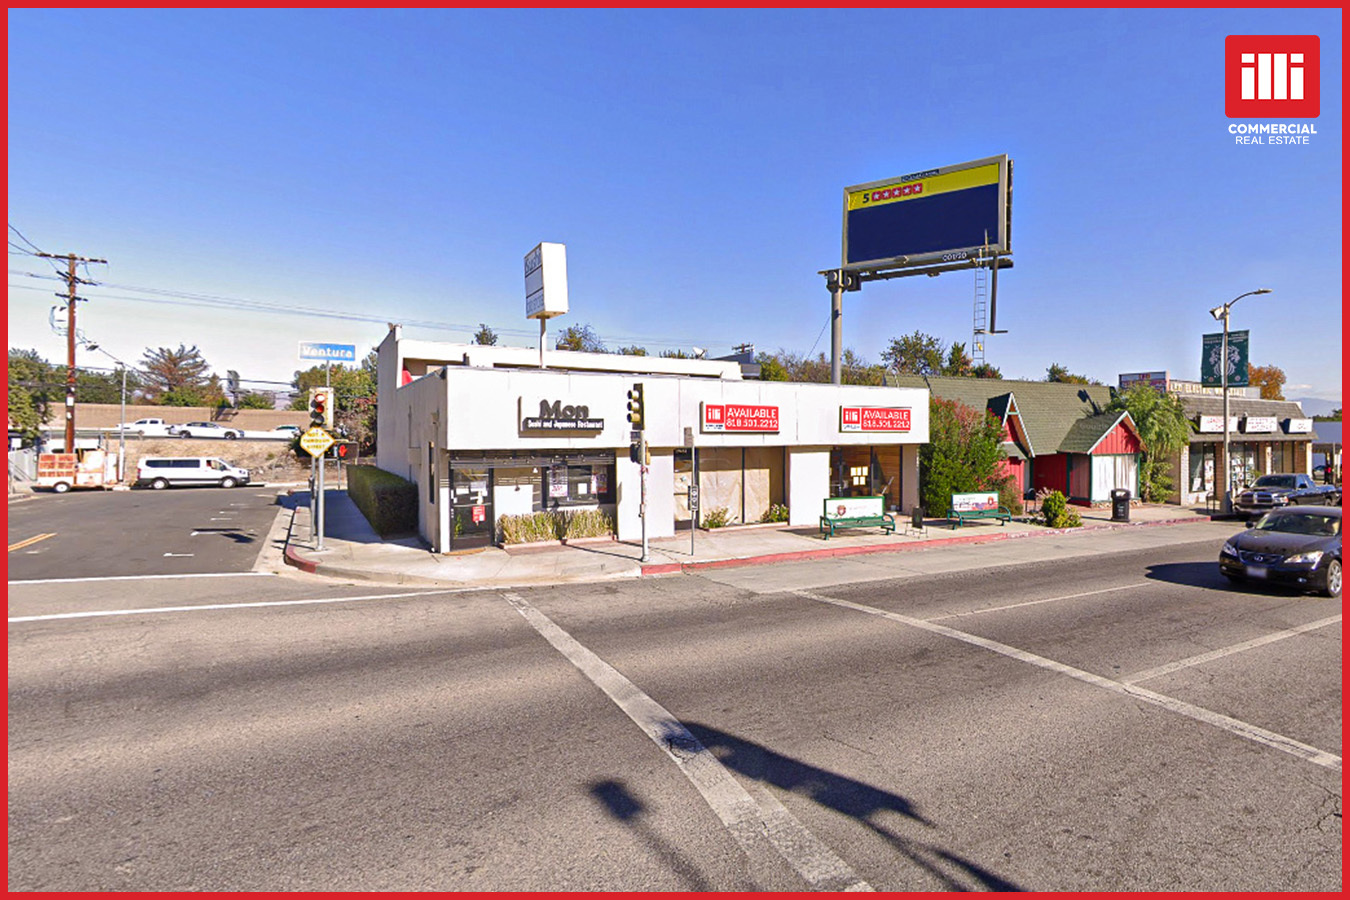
[497,509,615,544]
[497,512,557,544]
[346,464,418,537]
[701,507,731,529]
[1038,489,1082,529]
[760,503,790,524]
[994,476,1024,516]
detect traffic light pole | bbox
[640,435,649,563]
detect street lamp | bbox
[83,342,129,482]
[1208,288,1271,514]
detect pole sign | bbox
[1200,331,1249,387]
[842,154,1011,271]
[299,342,357,363]
[524,242,569,319]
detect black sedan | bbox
[1219,505,1341,598]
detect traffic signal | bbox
[626,383,645,431]
[629,442,642,464]
[328,441,352,460]
[308,387,334,429]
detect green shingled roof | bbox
[888,374,1120,457]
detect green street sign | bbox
[1200,330,1249,387]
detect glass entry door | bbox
[449,466,494,550]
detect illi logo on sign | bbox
[1225,35,1319,118]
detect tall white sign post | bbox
[524,242,568,368]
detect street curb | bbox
[640,515,1216,577]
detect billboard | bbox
[842,154,1011,271]
[1118,371,1169,392]
[524,242,568,320]
[1201,330,1250,387]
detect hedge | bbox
[346,464,419,537]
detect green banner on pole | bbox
[1201,330,1249,387]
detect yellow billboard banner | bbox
[846,162,999,211]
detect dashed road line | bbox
[8,533,56,553]
[793,589,1341,773]
[1122,614,1343,684]
[9,572,275,586]
[502,591,872,892]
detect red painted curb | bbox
[639,516,1215,577]
[284,545,318,574]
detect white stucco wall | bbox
[787,448,830,527]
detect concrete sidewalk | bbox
[276,490,1224,590]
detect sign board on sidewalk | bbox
[299,427,336,457]
[950,491,999,513]
[822,495,885,521]
[299,342,357,363]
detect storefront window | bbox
[1229,442,1259,488]
[1188,445,1216,494]
[1270,442,1292,474]
[542,464,615,507]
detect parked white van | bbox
[136,457,251,490]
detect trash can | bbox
[1111,488,1131,522]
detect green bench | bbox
[947,492,1011,529]
[820,495,896,539]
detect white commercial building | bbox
[376,327,929,552]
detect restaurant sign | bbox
[840,406,911,433]
[1243,416,1277,433]
[701,403,779,433]
[521,398,604,432]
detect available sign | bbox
[701,403,779,433]
[840,406,911,433]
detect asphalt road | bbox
[6,487,287,579]
[7,528,1341,891]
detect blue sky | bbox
[7,9,1342,406]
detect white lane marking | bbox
[794,590,1341,773]
[9,572,275,586]
[928,583,1149,621]
[163,552,195,557]
[1122,614,1343,684]
[8,588,460,624]
[502,591,872,892]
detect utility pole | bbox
[37,252,107,452]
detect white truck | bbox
[114,418,177,437]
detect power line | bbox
[8,271,734,351]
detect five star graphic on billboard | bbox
[1226,35,1320,118]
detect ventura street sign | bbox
[299,427,336,457]
[299,342,357,363]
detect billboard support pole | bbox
[829,270,844,385]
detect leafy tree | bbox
[919,397,1009,518]
[1247,363,1286,400]
[882,331,946,376]
[756,352,789,382]
[7,348,56,439]
[971,362,1003,379]
[473,323,498,346]
[140,344,212,402]
[236,391,276,409]
[1105,385,1193,502]
[943,341,973,377]
[554,324,606,352]
[1046,363,1097,385]
[614,345,648,356]
[74,366,143,404]
[659,349,691,359]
